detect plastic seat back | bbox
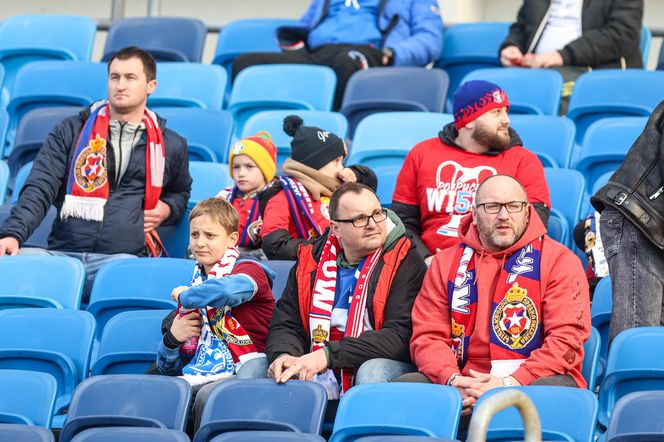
[0,424,55,442]
[0,160,8,204]
[91,309,172,376]
[228,64,336,139]
[583,326,601,392]
[213,18,298,75]
[544,168,585,248]
[0,203,56,248]
[0,369,57,427]
[0,255,85,309]
[547,209,569,246]
[476,386,598,442]
[591,277,612,386]
[209,433,325,442]
[461,68,563,116]
[263,260,295,300]
[0,107,8,158]
[640,26,652,66]
[149,63,227,110]
[60,375,192,442]
[606,391,664,442]
[242,110,348,169]
[509,115,575,168]
[86,258,192,343]
[0,308,95,418]
[102,17,206,62]
[189,162,233,209]
[195,379,327,441]
[71,428,190,442]
[330,384,462,441]
[158,207,192,259]
[159,108,234,162]
[340,67,449,137]
[567,69,664,146]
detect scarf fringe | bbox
[60,195,106,221]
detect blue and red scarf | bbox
[448,239,543,377]
[279,176,323,240]
[217,186,262,248]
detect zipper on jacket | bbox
[649,186,664,200]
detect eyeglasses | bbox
[475,201,528,214]
[333,209,388,227]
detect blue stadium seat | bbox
[597,327,664,435]
[606,391,664,442]
[0,106,8,158]
[0,15,96,100]
[189,162,233,209]
[0,160,8,204]
[102,18,207,62]
[353,438,457,442]
[0,255,85,309]
[544,168,585,248]
[658,41,664,71]
[210,433,325,442]
[8,106,81,179]
[435,22,511,111]
[340,67,449,138]
[0,308,95,426]
[0,424,55,442]
[60,375,191,442]
[159,108,233,163]
[591,277,612,387]
[330,384,462,442]
[242,110,348,169]
[461,68,563,116]
[194,379,327,442]
[157,207,192,259]
[640,27,652,66]
[580,169,614,217]
[347,112,453,206]
[263,260,295,300]
[86,258,191,344]
[11,160,32,204]
[228,64,336,140]
[5,61,106,154]
[475,386,598,442]
[566,69,664,146]
[546,209,569,246]
[213,18,299,76]
[509,115,575,168]
[149,63,227,110]
[572,117,647,194]
[583,326,601,392]
[0,203,56,249]
[70,428,190,442]
[0,369,57,427]
[91,309,171,376]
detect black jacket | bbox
[0,107,191,256]
[501,0,643,69]
[592,100,664,249]
[259,164,377,260]
[265,228,427,368]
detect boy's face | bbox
[232,154,267,195]
[189,214,239,274]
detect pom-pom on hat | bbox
[283,115,346,170]
[228,131,278,182]
[453,80,510,130]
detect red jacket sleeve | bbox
[392,146,420,205]
[514,147,551,207]
[261,190,291,238]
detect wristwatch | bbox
[502,376,515,387]
[382,47,394,65]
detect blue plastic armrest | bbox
[329,424,435,442]
[0,412,34,425]
[59,415,166,442]
[193,419,301,442]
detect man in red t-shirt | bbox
[392,80,551,264]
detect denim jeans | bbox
[19,247,136,304]
[600,209,664,342]
[354,358,417,384]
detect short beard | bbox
[472,124,510,151]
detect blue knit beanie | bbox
[453,80,510,130]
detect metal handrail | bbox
[466,389,542,442]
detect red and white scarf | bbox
[309,234,382,398]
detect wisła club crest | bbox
[74,134,108,192]
[492,282,539,349]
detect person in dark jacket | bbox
[0,46,191,301]
[500,0,643,70]
[232,0,444,110]
[266,183,426,399]
[259,115,376,260]
[591,100,664,342]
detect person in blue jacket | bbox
[232,0,444,110]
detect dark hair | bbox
[329,182,376,220]
[107,46,157,81]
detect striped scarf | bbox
[279,176,323,240]
[217,186,262,248]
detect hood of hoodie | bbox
[457,205,547,257]
[438,121,523,156]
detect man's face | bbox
[107,56,156,115]
[472,176,529,252]
[330,189,388,262]
[471,107,511,151]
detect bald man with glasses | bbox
[405,174,590,416]
[265,182,426,399]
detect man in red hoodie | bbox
[407,174,590,415]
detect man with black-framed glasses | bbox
[406,174,590,417]
[265,182,426,401]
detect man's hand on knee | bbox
[0,237,19,256]
[274,350,329,383]
[268,354,297,381]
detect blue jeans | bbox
[19,248,136,303]
[354,358,417,384]
[600,209,664,342]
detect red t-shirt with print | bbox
[392,137,550,254]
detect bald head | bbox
[475,174,527,203]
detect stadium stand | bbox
[0,369,57,427]
[0,424,55,442]
[69,427,191,442]
[509,114,575,168]
[583,326,601,392]
[148,63,227,110]
[544,168,585,249]
[605,391,664,442]
[188,161,233,209]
